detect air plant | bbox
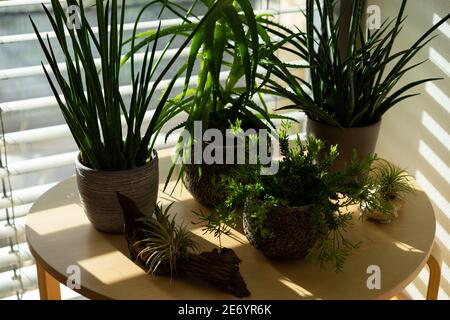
[134,203,197,276]
[361,159,415,222]
[117,193,251,298]
[371,159,414,202]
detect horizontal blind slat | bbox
[0,8,304,44]
[0,48,190,80]
[0,204,32,222]
[0,71,224,113]
[0,265,37,299]
[0,183,56,210]
[0,243,33,272]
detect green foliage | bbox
[371,159,414,201]
[362,159,415,219]
[135,203,198,276]
[31,1,184,169]
[197,123,385,271]
[123,0,282,189]
[258,0,450,127]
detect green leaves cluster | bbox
[135,203,198,276]
[123,0,283,188]
[260,0,450,127]
[362,159,415,218]
[197,123,386,271]
[31,0,205,170]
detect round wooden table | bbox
[26,176,438,300]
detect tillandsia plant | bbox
[196,123,389,271]
[257,0,450,127]
[362,159,415,221]
[117,193,251,298]
[132,202,198,276]
[30,0,214,170]
[122,0,281,188]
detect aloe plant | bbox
[124,0,280,188]
[30,0,216,170]
[258,0,450,127]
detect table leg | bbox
[36,262,61,300]
[426,254,440,300]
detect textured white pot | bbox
[75,152,159,233]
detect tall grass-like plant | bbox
[123,0,280,187]
[30,0,218,170]
[258,0,450,127]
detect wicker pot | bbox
[183,142,240,207]
[306,117,381,171]
[75,152,159,233]
[243,204,317,259]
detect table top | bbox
[26,176,435,300]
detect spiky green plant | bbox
[30,0,216,170]
[196,123,388,271]
[362,159,414,219]
[371,159,414,201]
[134,203,198,276]
[257,0,450,127]
[122,0,282,189]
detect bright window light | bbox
[422,111,450,152]
[425,82,450,114]
[418,140,450,184]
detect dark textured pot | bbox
[306,117,381,171]
[183,144,237,207]
[75,152,159,233]
[243,204,317,259]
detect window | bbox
[0,0,306,299]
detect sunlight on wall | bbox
[429,48,450,78]
[425,82,450,113]
[418,141,450,184]
[433,13,450,38]
[416,171,450,248]
[372,0,450,300]
[422,112,450,152]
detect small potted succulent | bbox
[196,123,384,271]
[361,159,415,223]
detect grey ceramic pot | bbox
[243,204,317,260]
[75,152,159,233]
[306,117,381,171]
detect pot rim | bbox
[75,149,158,174]
[307,115,382,129]
[246,198,312,211]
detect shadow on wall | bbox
[372,0,450,300]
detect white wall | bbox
[369,0,450,300]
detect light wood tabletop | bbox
[26,175,436,300]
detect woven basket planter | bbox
[243,204,317,259]
[183,161,236,207]
[75,152,159,233]
[183,141,242,207]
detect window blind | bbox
[0,0,307,299]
